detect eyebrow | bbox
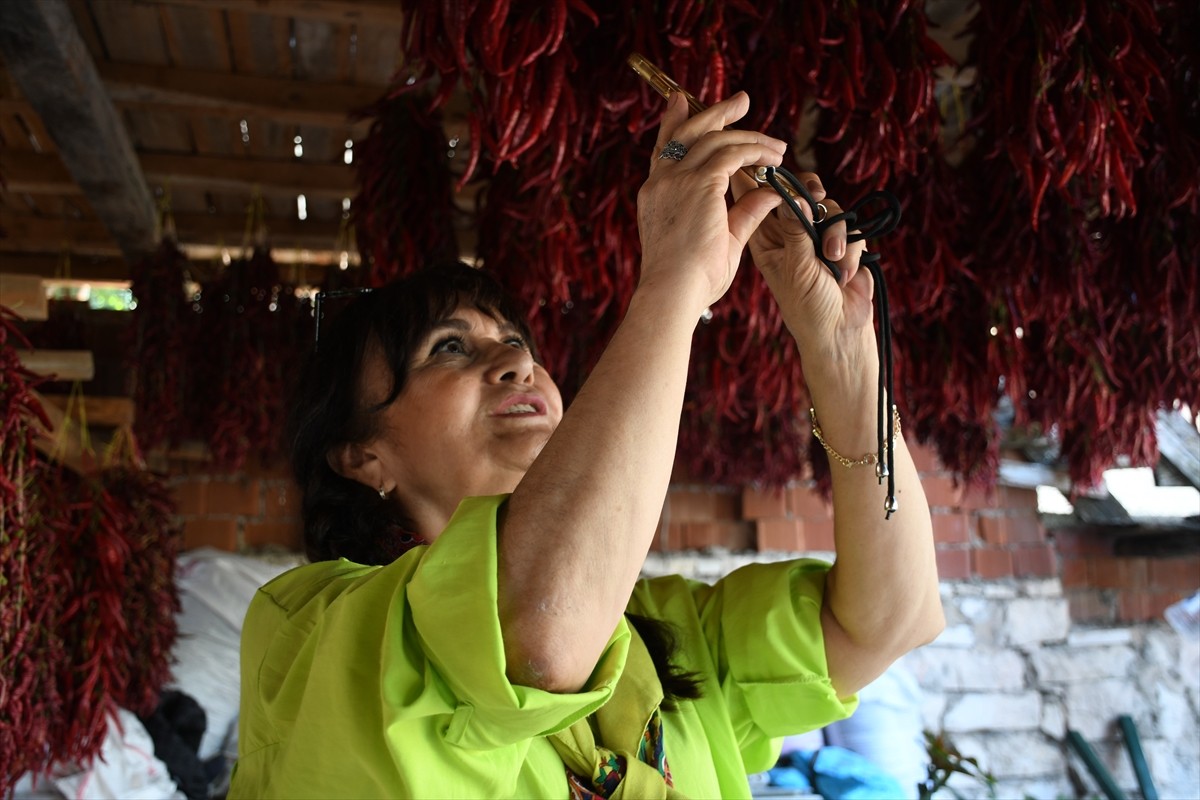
[426,315,521,337]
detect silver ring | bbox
[814,202,828,224]
[658,139,687,161]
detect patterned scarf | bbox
[549,624,687,799]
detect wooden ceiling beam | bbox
[138,0,408,26]
[0,0,158,261]
[96,61,385,130]
[1,149,355,198]
[0,251,336,286]
[141,153,356,197]
[0,253,130,282]
[0,209,349,254]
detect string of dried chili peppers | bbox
[357,0,1198,491]
[0,307,66,796]
[186,248,302,470]
[968,0,1168,225]
[95,465,183,717]
[127,238,190,453]
[353,94,460,284]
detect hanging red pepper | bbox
[127,239,190,453]
[0,307,67,795]
[365,0,1198,492]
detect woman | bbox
[230,90,943,798]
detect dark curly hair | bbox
[288,261,536,566]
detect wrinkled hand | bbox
[637,92,786,311]
[733,171,877,368]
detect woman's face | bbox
[360,304,563,539]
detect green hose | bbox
[1066,730,1127,800]
[1118,715,1158,800]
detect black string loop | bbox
[761,166,903,519]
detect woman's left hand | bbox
[733,172,876,375]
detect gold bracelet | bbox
[809,406,901,469]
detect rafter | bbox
[96,61,385,130]
[0,0,157,261]
[0,252,335,285]
[137,0,408,26]
[1,149,355,197]
[0,210,351,255]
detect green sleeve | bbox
[407,495,630,749]
[242,494,629,768]
[634,561,856,772]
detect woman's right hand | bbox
[499,92,786,692]
[635,91,787,312]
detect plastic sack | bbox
[51,710,183,800]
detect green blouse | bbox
[229,495,854,798]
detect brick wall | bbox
[168,459,304,553]
[1054,527,1199,625]
[165,442,1198,624]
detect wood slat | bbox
[333,22,353,83]
[2,149,355,197]
[65,0,108,61]
[1157,411,1200,489]
[352,23,402,86]
[272,15,293,82]
[141,0,407,26]
[125,107,194,153]
[293,17,339,81]
[156,185,209,216]
[40,392,135,428]
[0,251,335,285]
[197,115,239,156]
[0,210,107,253]
[88,0,170,65]
[18,349,95,381]
[0,209,349,253]
[2,253,127,281]
[158,3,187,67]
[224,8,258,74]
[96,61,382,129]
[12,105,54,153]
[188,110,216,154]
[0,100,54,152]
[0,108,37,150]
[158,3,231,71]
[0,273,48,320]
[248,116,287,161]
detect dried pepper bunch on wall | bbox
[0,307,63,796]
[2,311,183,791]
[128,238,191,453]
[353,94,460,284]
[356,0,1196,489]
[128,245,312,471]
[193,248,298,469]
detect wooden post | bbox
[0,274,48,320]
[0,0,157,263]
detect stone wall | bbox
[643,550,1200,800]
[910,579,1199,799]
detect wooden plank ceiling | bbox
[0,0,462,285]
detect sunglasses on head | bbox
[313,287,374,349]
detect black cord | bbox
[761,166,903,518]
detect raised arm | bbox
[736,172,945,696]
[498,91,787,692]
